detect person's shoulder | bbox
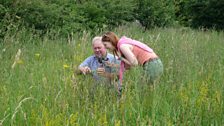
[87,55,96,59]
[107,53,119,62]
[82,55,97,62]
[107,53,115,58]
[119,36,130,42]
[106,53,114,59]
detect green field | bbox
[0,25,224,125]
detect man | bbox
[78,36,120,83]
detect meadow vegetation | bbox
[0,23,223,125]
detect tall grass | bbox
[0,25,223,125]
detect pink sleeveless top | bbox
[117,36,155,84]
[132,45,158,65]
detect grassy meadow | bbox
[0,24,224,125]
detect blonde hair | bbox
[92,36,102,45]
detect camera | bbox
[98,57,109,64]
[98,57,109,67]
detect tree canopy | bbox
[0,0,223,38]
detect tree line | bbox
[0,0,223,38]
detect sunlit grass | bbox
[0,25,223,125]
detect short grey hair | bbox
[92,36,102,45]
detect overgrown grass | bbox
[0,24,223,125]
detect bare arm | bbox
[119,44,138,66]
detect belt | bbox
[143,57,159,66]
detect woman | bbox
[101,31,163,85]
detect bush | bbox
[0,0,136,39]
[176,0,224,30]
[134,0,176,29]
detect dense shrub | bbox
[0,0,135,38]
[175,0,224,30]
[134,0,176,29]
[1,0,223,40]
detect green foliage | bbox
[1,26,224,125]
[0,1,22,39]
[0,0,135,39]
[175,0,224,30]
[63,0,136,33]
[134,0,176,29]
[1,0,224,40]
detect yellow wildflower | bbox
[63,64,70,69]
[115,120,121,126]
[35,53,40,57]
[17,59,24,64]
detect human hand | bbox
[104,61,119,68]
[124,64,131,70]
[80,66,91,75]
[96,67,105,76]
[104,61,113,67]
